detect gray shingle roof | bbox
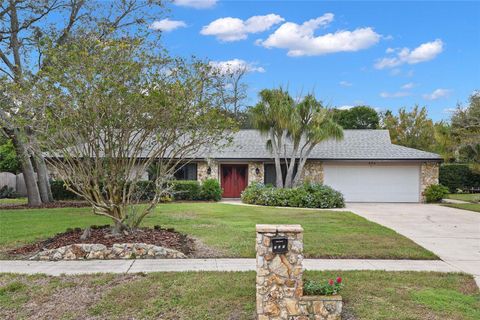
[193,129,441,160]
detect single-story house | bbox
[171,129,442,202]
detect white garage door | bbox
[323,164,420,202]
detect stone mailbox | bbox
[256,224,342,320]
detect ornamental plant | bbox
[303,277,343,296]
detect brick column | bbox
[256,224,304,319]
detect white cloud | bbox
[149,19,187,32]
[339,81,352,87]
[209,59,265,74]
[173,0,217,9]
[338,105,354,110]
[375,39,443,69]
[201,14,284,42]
[258,13,380,57]
[423,88,451,100]
[380,91,411,98]
[385,47,395,53]
[401,82,415,90]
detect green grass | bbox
[0,271,478,319]
[0,198,27,205]
[443,203,480,213]
[446,193,480,203]
[0,202,437,259]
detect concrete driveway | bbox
[347,203,480,284]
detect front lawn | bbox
[0,198,27,206]
[0,203,437,259]
[0,271,478,320]
[443,203,480,213]
[446,193,480,203]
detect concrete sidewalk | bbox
[0,258,460,276]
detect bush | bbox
[171,180,201,200]
[439,164,480,193]
[50,180,79,200]
[241,183,344,208]
[0,185,18,199]
[200,178,222,201]
[424,184,449,203]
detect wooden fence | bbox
[0,172,31,196]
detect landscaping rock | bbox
[30,243,186,260]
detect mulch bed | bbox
[8,225,195,257]
[0,201,91,210]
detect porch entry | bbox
[221,164,248,198]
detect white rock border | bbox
[30,243,187,261]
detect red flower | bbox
[336,277,342,284]
[328,279,334,286]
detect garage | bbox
[323,163,421,202]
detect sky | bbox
[150,0,480,121]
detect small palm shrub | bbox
[241,183,344,208]
[424,184,449,203]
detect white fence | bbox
[0,172,30,196]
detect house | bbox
[175,129,442,202]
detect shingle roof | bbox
[193,129,442,160]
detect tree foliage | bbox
[25,36,235,232]
[382,106,435,151]
[451,91,480,171]
[250,89,343,188]
[0,137,20,173]
[333,106,379,129]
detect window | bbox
[174,163,198,180]
[264,163,297,186]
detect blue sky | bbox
[153,0,480,121]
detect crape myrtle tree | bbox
[25,36,234,233]
[0,0,163,206]
[250,88,343,188]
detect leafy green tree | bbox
[251,89,343,188]
[0,137,20,173]
[333,106,379,129]
[382,106,435,151]
[433,121,455,162]
[26,36,235,233]
[0,0,163,207]
[451,91,480,171]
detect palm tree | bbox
[250,89,343,188]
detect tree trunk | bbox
[31,153,52,203]
[270,131,284,188]
[8,129,42,206]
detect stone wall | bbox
[256,224,342,320]
[248,162,265,185]
[30,243,186,261]
[420,162,440,202]
[299,160,324,184]
[197,160,219,182]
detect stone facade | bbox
[420,162,440,202]
[197,160,219,182]
[249,162,265,185]
[256,224,342,320]
[30,243,186,261]
[299,160,324,184]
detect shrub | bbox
[304,277,343,296]
[439,164,480,193]
[0,185,17,199]
[424,184,449,203]
[171,180,201,200]
[200,178,222,201]
[50,180,79,200]
[241,183,344,208]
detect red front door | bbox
[221,164,248,198]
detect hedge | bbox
[439,164,480,193]
[241,183,345,208]
[50,179,222,202]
